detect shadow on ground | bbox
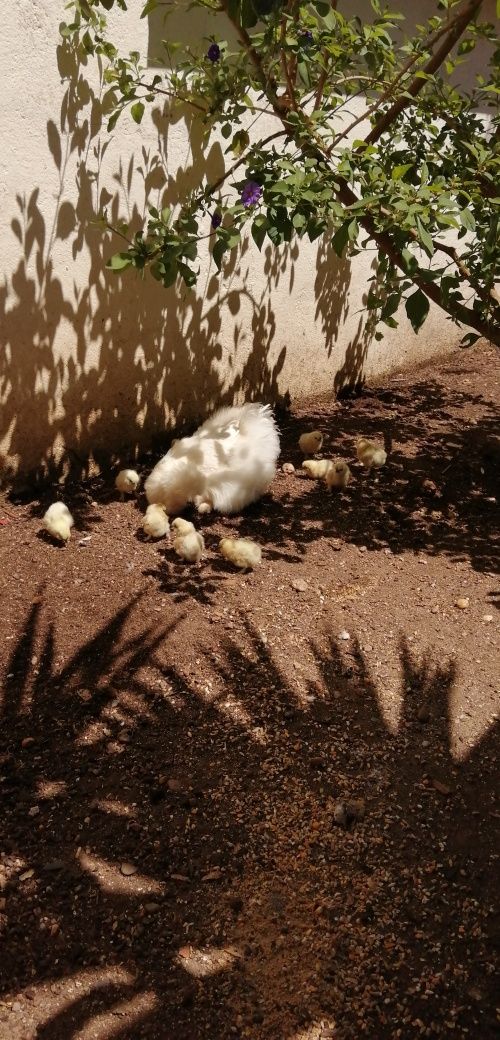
[0,591,498,1039]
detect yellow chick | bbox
[43,502,74,543]
[142,504,169,539]
[171,517,195,536]
[173,531,204,565]
[302,459,334,480]
[219,537,262,570]
[326,460,352,489]
[115,469,140,496]
[299,430,323,454]
[356,437,387,470]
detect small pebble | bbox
[455,597,469,610]
[120,862,138,876]
[339,629,351,641]
[482,614,493,623]
[291,578,308,593]
[333,802,348,827]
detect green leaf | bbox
[405,289,430,333]
[177,261,197,288]
[212,238,227,271]
[107,109,122,132]
[391,164,414,181]
[251,218,268,250]
[331,222,350,258]
[107,252,133,271]
[415,216,434,257]
[459,208,476,232]
[141,0,158,16]
[131,101,145,124]
[460,332,481,347]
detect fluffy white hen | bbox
[145,403,280,515]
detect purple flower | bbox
[207,43,221,63]
[300,30,313,45]
[241,181,263,207]
[211,210,222,229]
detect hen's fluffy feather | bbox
[145,403,280,515]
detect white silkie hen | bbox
[142,504,170,539]
[145,403,280,516]
[43,502,74,543]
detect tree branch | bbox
[365,0,484,146]
[326,0,483,155]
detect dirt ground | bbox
[0,343,499,1040]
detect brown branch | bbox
[217,0,498,344]
[365,0,484,146]
[280,15,298,111]
[326,0,483,156]
[337,178,499,342]
[434,240,500,311]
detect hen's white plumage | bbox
[145,403,280,515]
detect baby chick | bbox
[171,517,204,565]
[43,502,74,543]
[171,517,195,536]
[302,459,334,480]
[326,460,352,489]
[219,537,262,570]
[142,503,169,540]
[356,437,387,470]
[299,430,323,454]
[115,469,140,497]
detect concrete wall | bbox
[0,1,494,482]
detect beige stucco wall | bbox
[0,2,493,482]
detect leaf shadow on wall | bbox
[0,38,352,487]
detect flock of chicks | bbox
[298,430,387,488]
[41,430,387,571]
[42,468,262,570]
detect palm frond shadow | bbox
[0,595,498,1039]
